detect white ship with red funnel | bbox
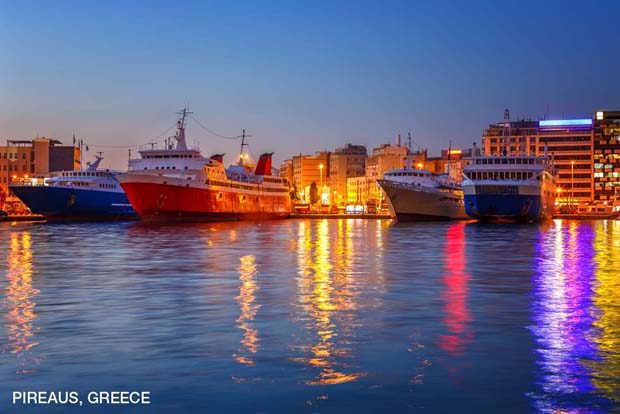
[117,109,291,221]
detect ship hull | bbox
[378,180,468,222]
[463,183,555,222]
[119,177,291,222]
[9,185,137,221]
[464,194,545,222]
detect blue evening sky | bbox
[1,0,618,169]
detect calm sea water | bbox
[1,219,619,414]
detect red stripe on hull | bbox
[121,182,291,222]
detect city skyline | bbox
[2,0,619,170]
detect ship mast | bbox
[238,129,252,166]
[175,107,192,151]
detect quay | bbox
[1,214,46,222]
[553,214,620,220]
[289,213,392,220]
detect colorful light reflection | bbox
[234,254,260,366]
[4,231,40,374]
[529,221,615,413]
[293,219,366,386]
[588,221,620,403]
[439,223,473,356]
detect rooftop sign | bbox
[539,119,592,127]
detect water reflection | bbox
[439,223,473,356]
[4,231,40,374]
[589,221,620,404]
[234,254,260,366]
[530,221,611,413]
[293,220,366,385]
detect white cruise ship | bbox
[377,169,467,221]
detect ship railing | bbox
[435,175,462,188]
[380,179,437,193]
[225,171,255,183]
[9,177,47,187]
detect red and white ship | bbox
[118,109,291,221]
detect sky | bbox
[1,0,619,170]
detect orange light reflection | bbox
[294,219,366,386]
[5,232,40,374]
[233,254,260,366]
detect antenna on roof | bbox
[502,108,510,156]
[408,131,412,154]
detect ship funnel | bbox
[254,152,274,176]
[210,153,225,163]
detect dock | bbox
[1,214,46,222]
[289,213,393,220]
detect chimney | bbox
[254,152,274,176]
[396,134,401,146]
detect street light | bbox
[417,163,423,170]
[571,160,575,206]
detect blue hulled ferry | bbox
[462,155,556,222]
[9,154,137,221]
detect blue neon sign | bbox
[539,119,593,127]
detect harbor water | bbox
[1,219,619,413]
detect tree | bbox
[309,181,319,205]
[290,183,300,201]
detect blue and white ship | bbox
[462,155,556,222]
[9,154,137,221]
